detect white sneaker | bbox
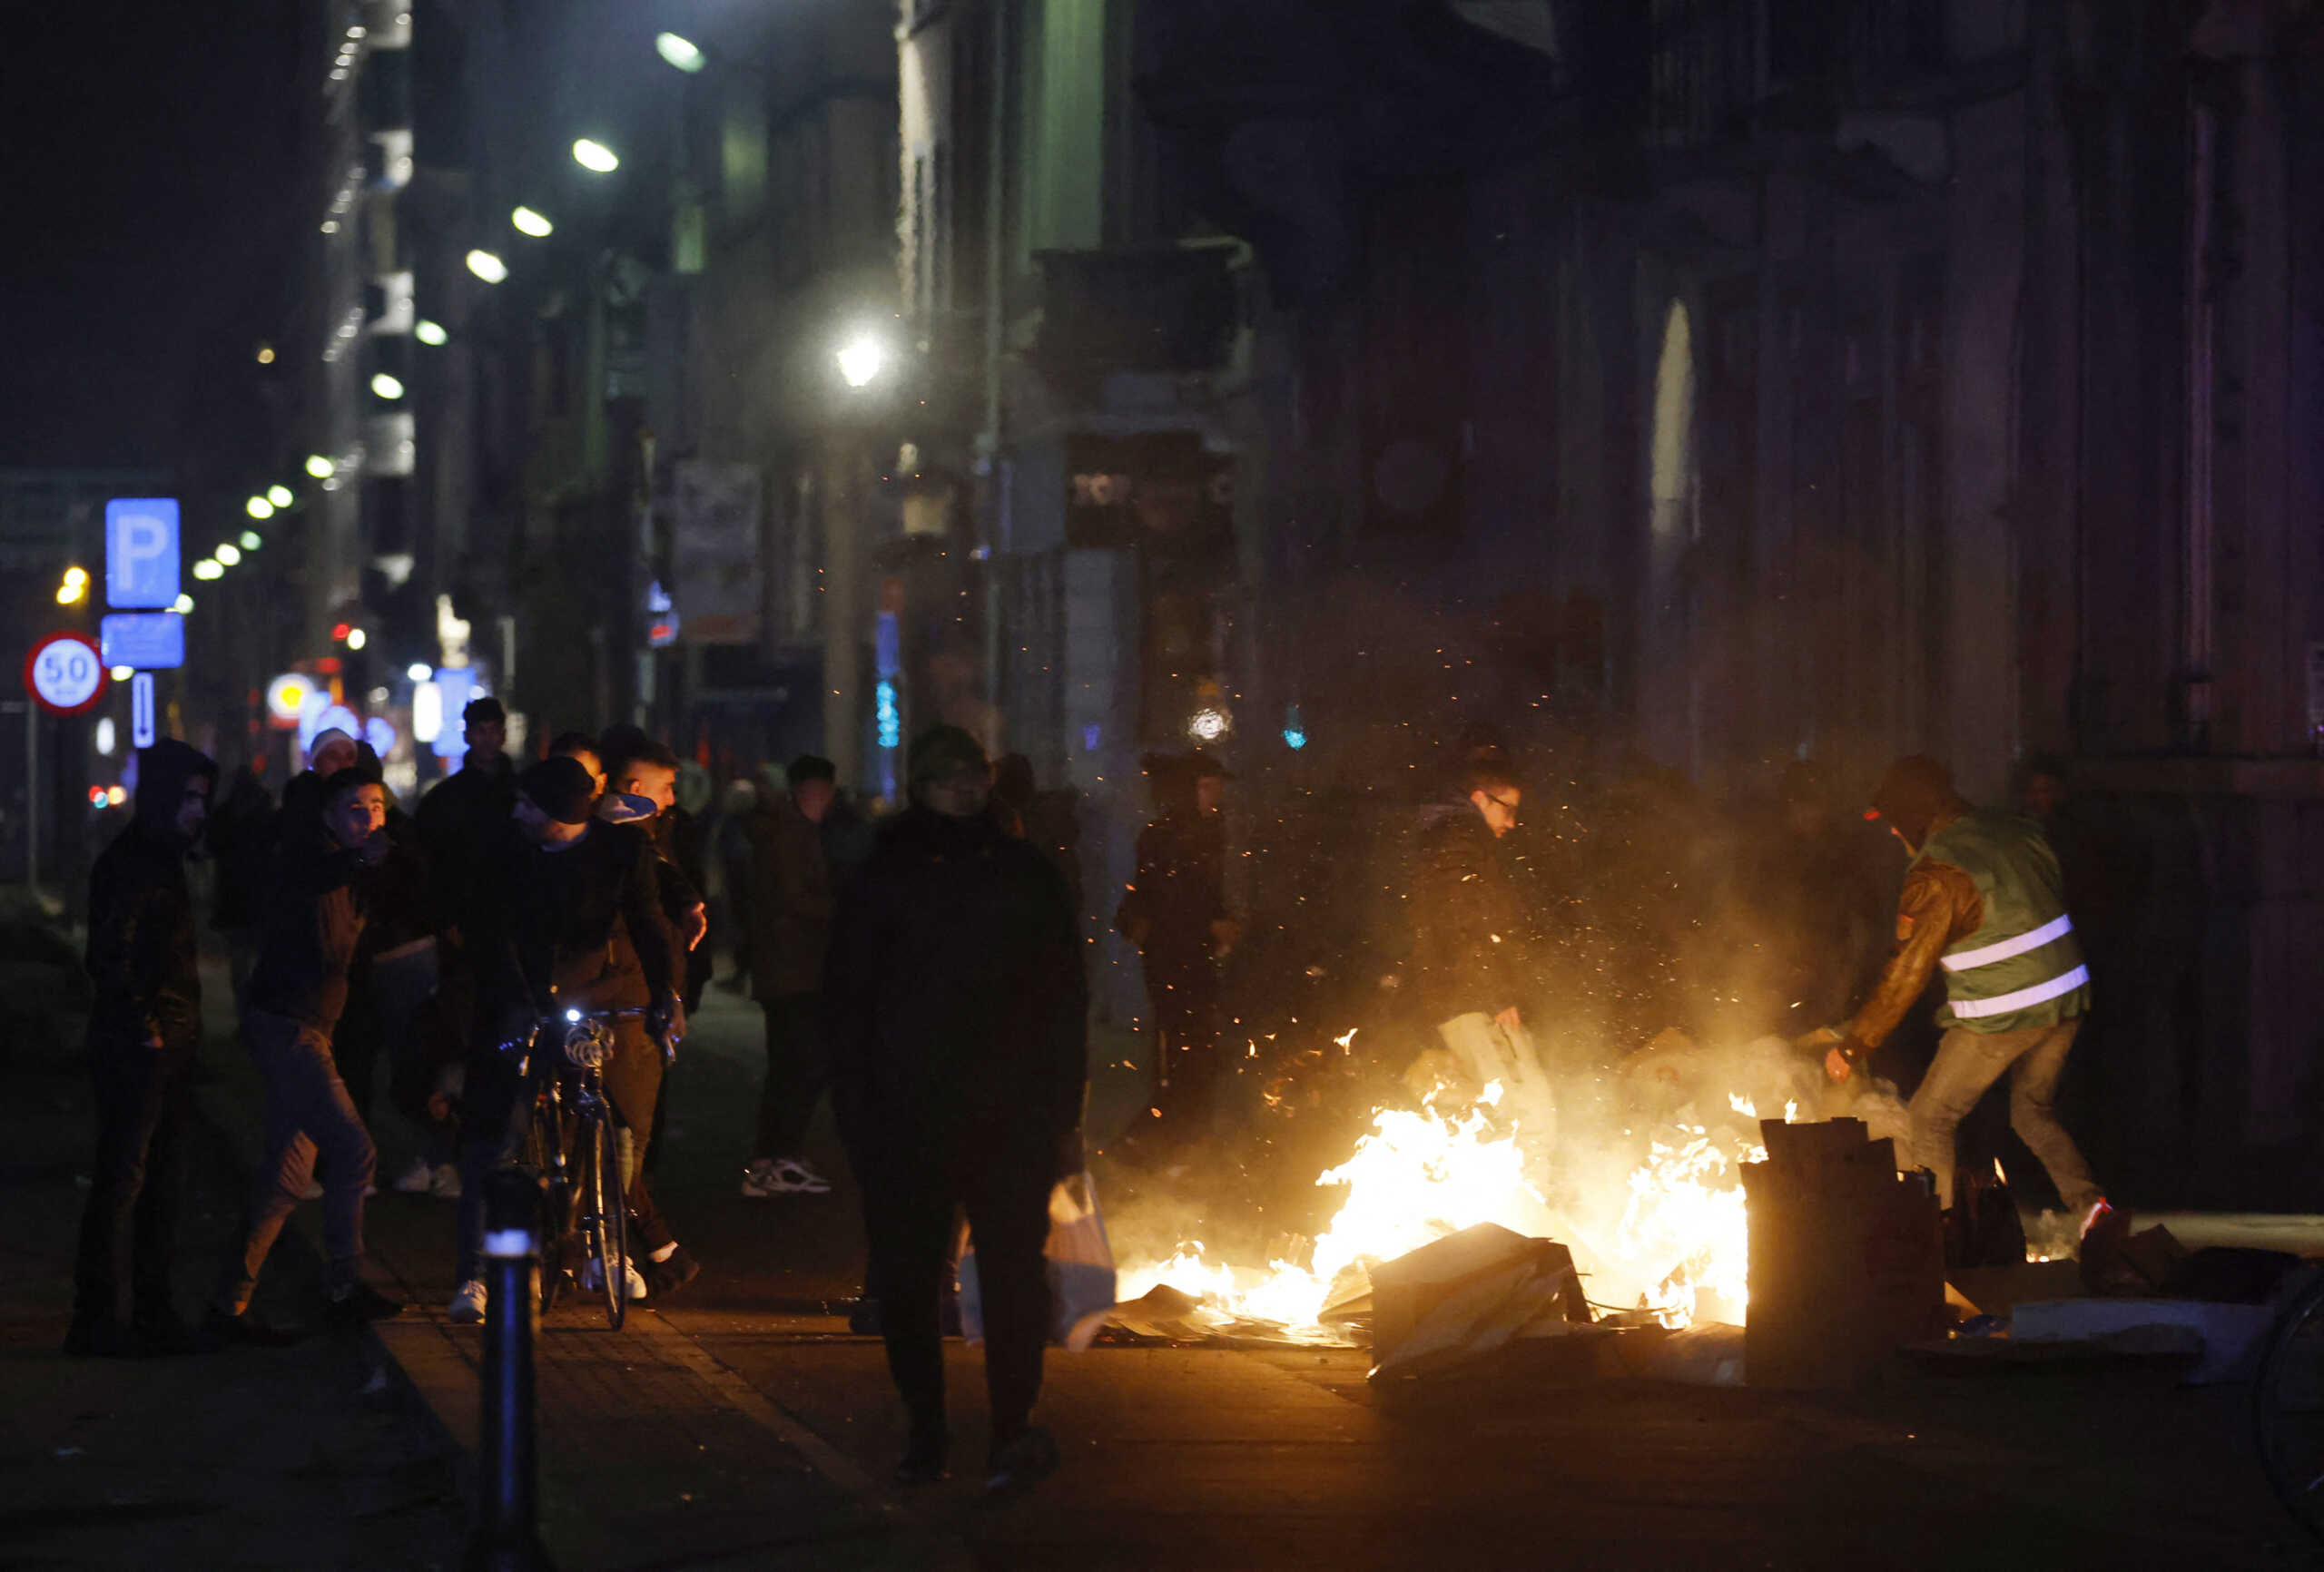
[448,1280,487,1324]
[298,1179,325,1202]
[391,1156,436,1194]
[579,1258,651,1301]
[742,1156,832,1197]
[429,1163,463,1200]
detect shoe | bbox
[448,1280,488,1324]
[895,1424,951,1487]
[323,1282,405,1327]
[428,1163,463,1200]
[63,1317,137,1358]
[645,1244,702,1299]
[298,1178,325,1202]
[578,1258,652,1301]
[984,1426,1059,1497]
[391,1156,436,1194]
[200,1309,306,1349]
[742,1156,831,1197]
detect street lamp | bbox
[173,594,193,614]
[215,543,242,566]
[305,454,335,478]
[467,249,508,282]
[240,530,262,550]
[571,138,620,173]
[512,206,554,238]
[346,627,368,651]
[192,559,223,581]
[836,336,886,389]
[371,371,405,399]
[415,319,448,346]
[56,565,87,605]
[266,484,293,507]
[655,32,705,72]
[246,496,275,520]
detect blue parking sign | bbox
[104,497,180,609]
[100,612,186,671]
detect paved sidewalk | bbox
[0,957,463,1571]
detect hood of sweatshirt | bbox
[133,738,218,845]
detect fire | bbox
[1117,1066,1797,1337]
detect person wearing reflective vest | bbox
[1823,756,2110,1232]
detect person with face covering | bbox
[827,726,1088,1496]
[210,767,405,1338]
[1823,756,2112,1239]
[68,740,216,1357]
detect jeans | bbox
[74,1033,195,1328]
[860,1135,1054,1442]
[754,994,830,1160]
[217,1010,376,1312]
[1904,1019,2102,1214]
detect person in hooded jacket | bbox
[828,726,1088,1495]
[69,740,216,1357]
[210,765,405,1337]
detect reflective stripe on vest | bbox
[1947,963,2091,1020]
[1940,911,2075,973]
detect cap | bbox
[517,755,597,825]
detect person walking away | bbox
[1114,752,1236,1155]
[414,696,516,946]
[1821,756,2114,1239]
[209,767,404,1338]
[829,727,1088,1494]
[1407,761,1556,1142]
[741,755,841,1197]
[69,740,216,1357]
[448,757,684,1321]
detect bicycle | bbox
[2250,1263,2324,1541]
[504,1002,675,1331]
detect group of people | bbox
[68,705,1090,1495]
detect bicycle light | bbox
[566,1008,583,1024]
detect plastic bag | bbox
[957,1170,1118,1351]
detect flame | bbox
[1118,1053,1791,1337]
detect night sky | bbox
[0,4,303,470]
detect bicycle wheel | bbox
[2252,1267,2324,1540]
[584,1115,629,1331]
[525,1096,570,1315]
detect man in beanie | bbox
[445,754,682,1322]
[1823,756,2112,1238]
[70,739,215,1356]
[828,725,1087,1495]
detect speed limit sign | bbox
[24,632,109,716]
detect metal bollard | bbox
[465,1169,555,1572]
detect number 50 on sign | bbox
[24,632,109,715]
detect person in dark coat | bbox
[1115,752,1236,1153]
[413,696,515,942]
[69,739,216,1356]
[742,754,842,1197]
[210,766,404,1336]
[447,756,684,1322]
[828,725,1088,1494]
[204,759,277,1010]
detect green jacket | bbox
[1918,809,2090,1033]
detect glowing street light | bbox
[415,319,448,346]
[467,249,508,283]
[836,336,886,388]
[511,206,554,238]
[240,530,263,550]
[305,454,335,478]
[571,138,620,173]
[215,543,242,566]
[406,662,433,683]
[371,371,405,399]
[346,627,368,651]
[192,559,224,581]
[56,565,88,605]
[173,594,193,614]
[655,32,705,72]
[246,496,275,520]
[266,484,293,507]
